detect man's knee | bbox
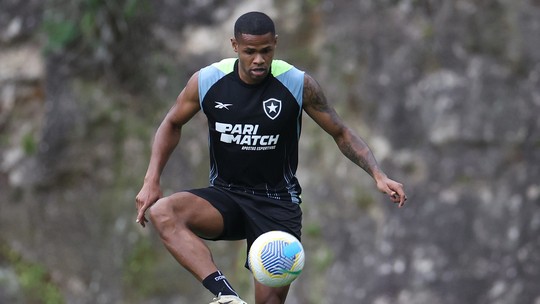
[148,191,223,239]
[148,192,193,228]
[148,197,172,227]
[255,283,289,304]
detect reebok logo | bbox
[215,101,233,110]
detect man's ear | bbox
[231,37,238,53]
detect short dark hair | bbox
[234,12,275,39]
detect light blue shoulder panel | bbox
[198,58,236,108]
[199,59,305,109]
[272,60,305,108]
[272,60,305,140]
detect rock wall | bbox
[304,1,540,303]
[1,0,539,303]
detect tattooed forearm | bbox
[337,133,379,177]
[303,73,382,178]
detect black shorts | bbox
[187,186,302,267]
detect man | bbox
[135,11,407,304]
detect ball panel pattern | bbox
[261,240,296,276]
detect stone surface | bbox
[1,1,539,303]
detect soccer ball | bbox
[248,231,305,287]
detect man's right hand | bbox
[135,182,162,227]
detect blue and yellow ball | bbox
[248,231,305,287]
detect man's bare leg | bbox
[254,280,290,304]
[148,191,224,281]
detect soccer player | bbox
[135,11,407,304]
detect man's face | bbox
[231,32,277,85]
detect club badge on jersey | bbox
[263,98,282,120]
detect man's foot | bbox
[209,293,248,304]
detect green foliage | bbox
[422,24,434,40]
[123,0,147,18]
[457,174,474,185]
[305,0,322,8]
[21,132,38,155]
[233,242,253,296]
[42,0,150,52]
[355,191,376,210]
[42,18,78,52]
[79,11,96,43]
[402,161,418,175]
[17,264,63,304]
[123,237,160,297]
[304,244,334,304]
[304,221,322,238]
[312,246,334,273]
[0,243,64,304]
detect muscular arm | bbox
[302,73,407,206]
[302,74,381,177]
[136,72,201,225]
[144,73,201,183]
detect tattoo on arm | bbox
[303,75,333,114]
[340,139,377,177]
[304,74,380,177]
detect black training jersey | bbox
[198,58,305,203]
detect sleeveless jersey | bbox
[198,58,305,203]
